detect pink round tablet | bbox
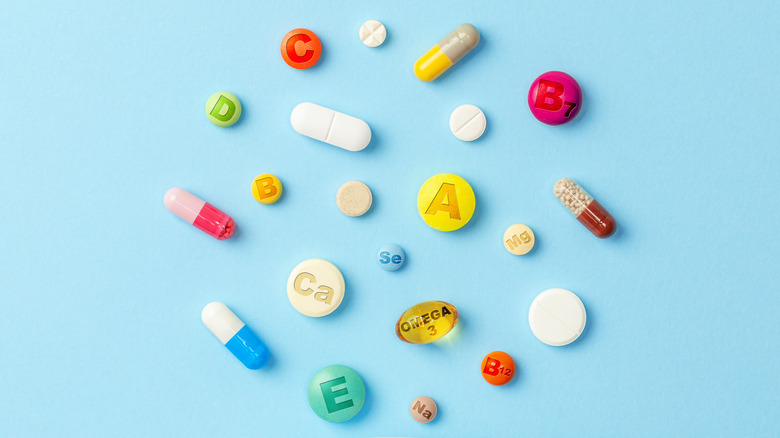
[527,71,582,125]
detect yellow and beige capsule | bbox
[413,24,480,81]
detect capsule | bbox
[395,301,458,344]
[202,302,270,369]
[413,24,480,82]
[164,188,235,240]
[554,178,616,238]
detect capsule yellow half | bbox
[414,24,480,82]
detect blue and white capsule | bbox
[202,302,270,370]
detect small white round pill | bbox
[528,288,586,346]
[449,104,486,141]
[359,20,386,47]
[337,181,372,217]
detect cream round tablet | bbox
[287,259,345,317]
[528,288,586,346]
[359,20,386,47]
[449,104,486,141]
[410,396,437,423]
[337,181,372,217]
[503,224,535,255]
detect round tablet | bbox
[287,259,345,317]
[410,396,437,423]
[205,92,242,127]
[359,20,386,47]
[480,351,516,386]
[377,244,405,271]
[503,224,535,255]
[528,288,586,346]
[417,173,476,232]
[337,181,372,217]
[528,71,582,125]
[449,104,486,141]
[281,28,322,69]
[251,174,282,204]
[308,365,365,422]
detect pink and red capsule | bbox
[164,188,235,240]
[528,71,582,125]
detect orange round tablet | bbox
[281,28,321,69]
[481,351,515,386]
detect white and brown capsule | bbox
[554,178,616,238]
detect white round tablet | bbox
[287,259,345,317]
[449,104,486,141]
[359,20,386,47]
[337,181,372,217]
[528,288,586,346]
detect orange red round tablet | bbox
[281,28,321,69]
[481,351,515,386]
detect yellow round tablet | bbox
[417,173,476,232]
[503,224,535,255]
[251,174,282,204]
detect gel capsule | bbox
[202,302,270,369]
[164,188,235,240]
[414,24,480,82]
[553,178,616,238]
[395,301,458,344]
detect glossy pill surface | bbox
[281,28,321,69]
[291,102,371,152]
[251,174,282,204]
[164,188,235,240]
[308,365,366,423]
[529,288,586,346]
[414,24,480,81]
[201,302,270,370]
[395,301,458,344]
[417,173,476,232]
[554,178,616,238]
[528,71,582,125]
[410,396,437,423]
[377,244,405,271]
[481,351,515,385]
[503,224,535,255]
[287,259,345,317]
[205,91,241,127]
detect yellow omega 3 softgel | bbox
[395,301,459,344]
[413,24,480,81]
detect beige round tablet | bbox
[410,396,437,423]
[337,181,372,217]
[286,259,345,317]
[503,224,535,255]
[359,20,387,47]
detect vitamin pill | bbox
[377,244,405,271]
[529,288,586,346]
[290,102,372,152]
[481,351,515,386]
[417,173,476,232]
[414,24,480,82]
[395,301,458,344]
[336,181,372,217]
[201,302,270,370]
[449,104,486,141]
[308,365,366,422]
[251,174,282,204]
[503,224,535,255]
[554,178,616,238]
[205,92,241,127]
[359,20,386,47]
[281,28,321,69]
[164,188,235,240]
[287,259,345,317]
[410,396,437,423]
[528,71,582,125]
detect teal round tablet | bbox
[307,365,365,422]
[205,91,242,127]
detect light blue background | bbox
[1,1,778,436]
